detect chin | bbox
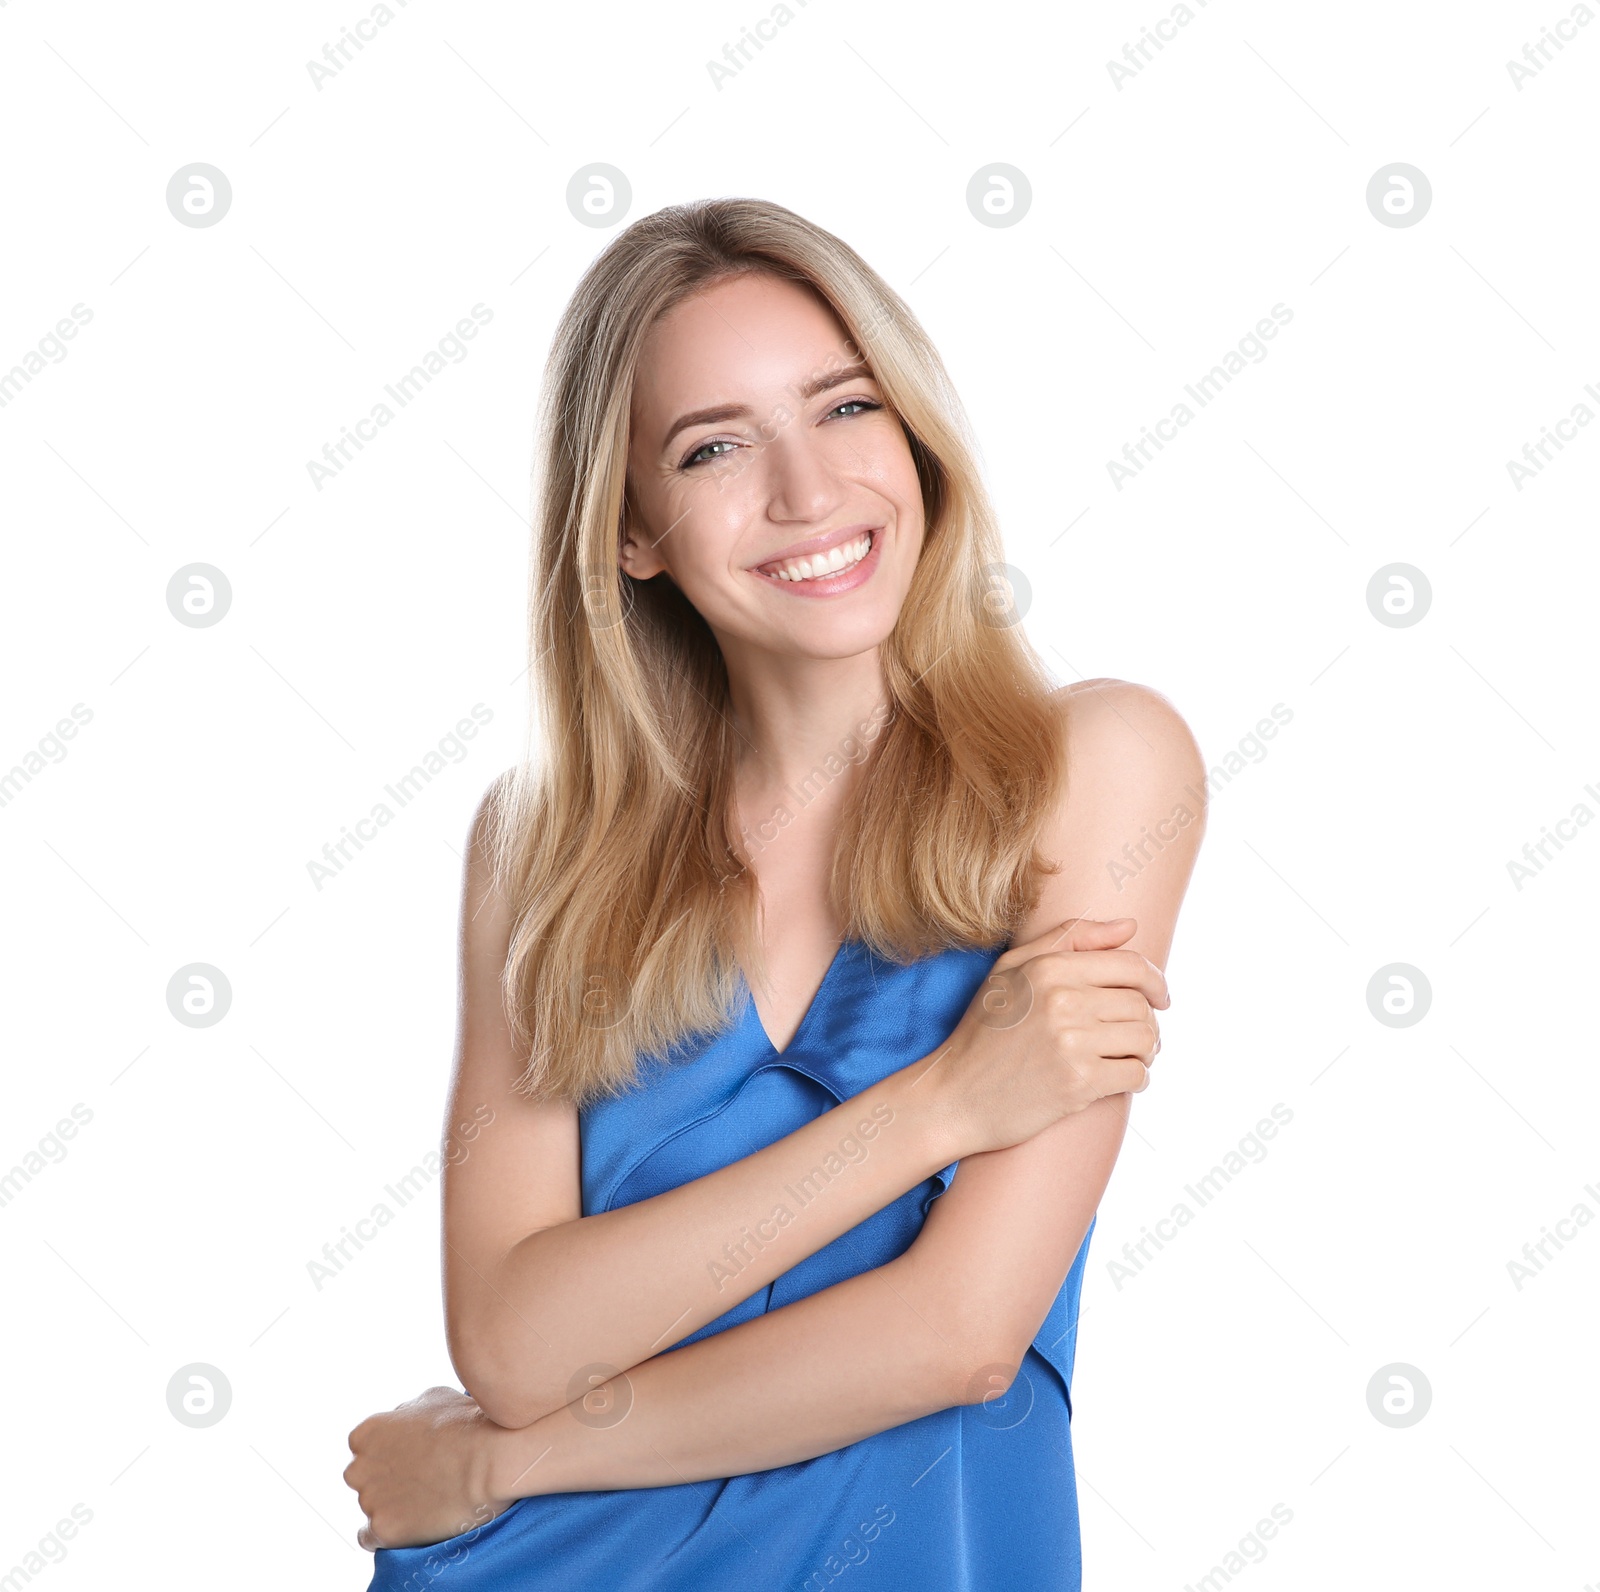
[774,606,902,659]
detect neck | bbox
[723,645,891,801]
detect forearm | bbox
[453,1058,964,1428]
[484,1249,978,1498]
[486,1098,1130,1494]
[349,1098,1132,1551]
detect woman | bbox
[343,197,1205,1589]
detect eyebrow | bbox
[658,361,878,455]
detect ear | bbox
[617,515,668,580]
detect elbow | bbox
[468,1380,555,1433]
[940,1315,1035,1411]
[889,1260,1034,1412]
[448,1332,565,1432]
[947,1349,1028,1411]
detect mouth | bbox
[753,527,879,587]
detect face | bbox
[620,272,925,665]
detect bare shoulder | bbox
[460,769,522,944]
[1050,677,1206,807]
[1016,679,1207,960]
[1054,676,1199,748]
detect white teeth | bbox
[767,532,872,583]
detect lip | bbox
[749,522,882,571]
[749,526,883,598]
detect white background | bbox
[2,1,1595,1587]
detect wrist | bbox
[880,1045,969,1172]
[484,1409,564,1504]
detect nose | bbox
[761,423,848,525]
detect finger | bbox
[1049,916,1137,957]
[997,915,1136,970]
[1095,1020,1161,1063]
[1054,948,1169,1009]
[1099,1058,1151,1097]
[1088,988,1153,1024]
[1024,948,1165,1010]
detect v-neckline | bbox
[739,939,852,1058]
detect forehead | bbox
[631,273,857,417]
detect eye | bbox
[682,438,739,469]
[678,398,882,470]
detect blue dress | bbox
[369,937,1095,1591]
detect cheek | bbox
[673,471,755,537]
[851,427,923,506]
[655,490,752,588]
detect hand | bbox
[926,916,1168,1156]
[344,1386,513,1551]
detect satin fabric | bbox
[369,937,1094,1591]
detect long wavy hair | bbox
[485,197,1065,1105]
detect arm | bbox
[354,679,1201,1532]
[447,785,974,1431]
[904,679,1205,1372]
[489,678,1206,1492]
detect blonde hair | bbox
[486,197,1064,1104]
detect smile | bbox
[757,530,874,584]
